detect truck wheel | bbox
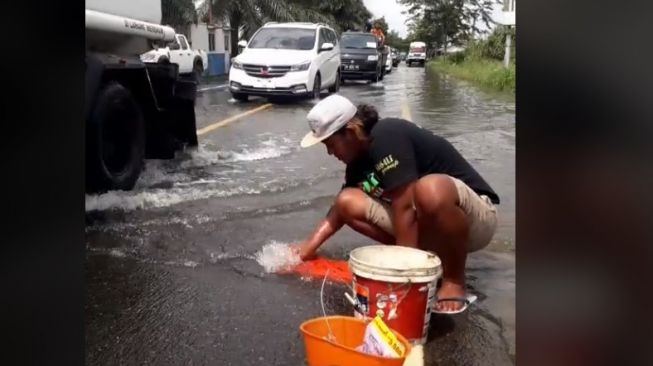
[158,56,170,64]
[87,81,145,192]
[328,71,340,93]
[312,73,321,99]
[193,62,203,84]
[231,92,248,102]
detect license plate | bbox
[343,64,359,71]
[253,78,275,88]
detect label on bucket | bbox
[354,282,369,318]
[357,316,407,358]
[421,280,437,341]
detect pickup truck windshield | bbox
[249,28,316,50]
[341,34,378,49]
[410,47,425,53]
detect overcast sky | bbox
[362,0,504,38]
[362,0,410,37]
[193,0,505,38]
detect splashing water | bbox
[255,241,302,273]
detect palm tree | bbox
[300,0,372,33]
[197,0,372,57]
[161,0,198,28]
[196,0,333,57]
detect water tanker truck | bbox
[85,0,198,192]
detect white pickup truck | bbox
[141,33,208,82]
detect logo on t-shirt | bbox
[358,172,386,200]
[375,154,399,175]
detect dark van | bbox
[339,31,386,82]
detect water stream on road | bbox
[86,64,515,365]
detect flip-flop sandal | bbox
[432,293,478,315]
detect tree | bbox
[195,0,372,57]
[400,0,495,52]
[161,0,198,28]
[308,0,372,33]
[385,30,410,52]
[196,0,331,57]
[371,17,389,35]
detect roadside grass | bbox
[429,57,515,94]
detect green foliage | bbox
[309,0,372,33]
[371,17,389,34]
[430,58,515,93]
[191,0,373,56]
[400,0,495,49]
[161,0,198,27]
[465,26,515,61]
[385,30,410,52]
[447,51,466,64]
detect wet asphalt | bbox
[85,63,515,365]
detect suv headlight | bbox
[232,60,243,69]
[367,55,378,61]
[290,61,310,72]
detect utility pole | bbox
[502,0,516,68]
[503,26,512,68]
[208,0,213,26]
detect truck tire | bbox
[87,81,145,192]
[158,56,170,64]
[231,92,248,102]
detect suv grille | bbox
[243,64,292,78]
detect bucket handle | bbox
[320,268,336,343]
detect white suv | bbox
[229,22,341,101]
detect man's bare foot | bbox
[434,279,466,312]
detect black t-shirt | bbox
[344,118,500,204]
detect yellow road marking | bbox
[401,98,412,121]
[196,103,273,136]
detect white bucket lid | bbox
[349,245,442,283]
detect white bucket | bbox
[348,245,443,344]
[349,245,442,283]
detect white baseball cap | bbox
[300,94,357,148]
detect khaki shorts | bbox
[366,176,498,252]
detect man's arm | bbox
[294,205,344,260]
[386,182,418,248]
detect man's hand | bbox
[291,241,318,261]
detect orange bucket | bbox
[299,316,412,366]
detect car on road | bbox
[141,34,208,83]
[339,31,386,83]
[407,41,427,67]
[384,46,393,74]
[228,22,341,101]
[391,48,400,67]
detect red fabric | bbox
[285,257,353,284]
[370,28,385,44]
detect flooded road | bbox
[85,64,515,365]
